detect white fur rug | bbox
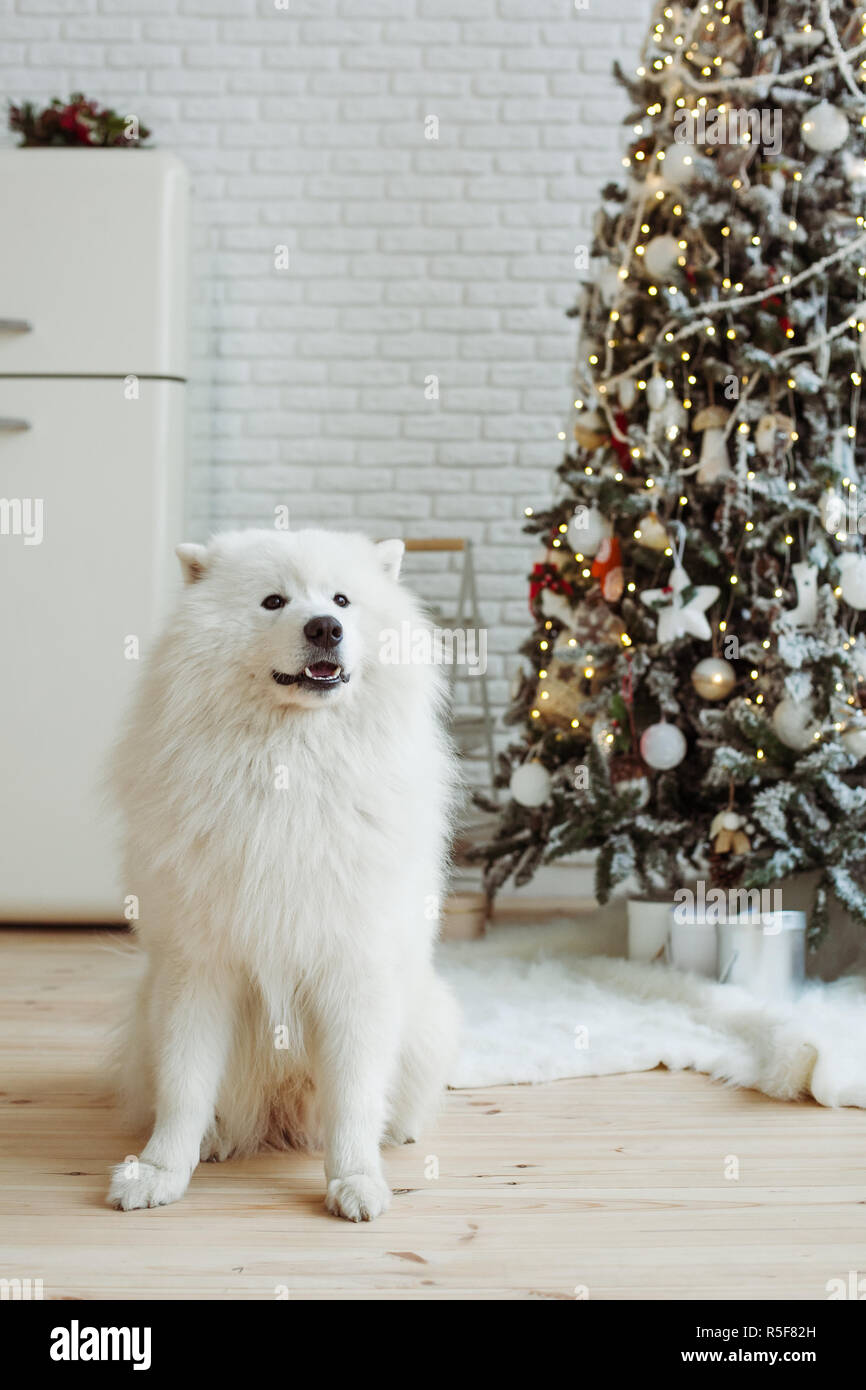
[437,922,866,1108]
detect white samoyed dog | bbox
[107,527,460,1222]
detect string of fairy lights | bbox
[522,0,866,768]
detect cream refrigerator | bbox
[0,150,188,920]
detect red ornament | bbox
[590,536,623,602]
[609,411,633,471]
[529,562,574,610]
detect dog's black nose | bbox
[304,614,343,648]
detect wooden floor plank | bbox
[1,928,864,1301]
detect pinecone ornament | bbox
[709,850,744,889]
[609,753,645,787]
[710,808,751,854]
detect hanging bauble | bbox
[709,808,751,855]
[618,377,637,410]
[640,720,687,770]
[635,510,669,551]
[643,233,680,280]
[772,697,819,751]
[819,487,845,534]
[755,411,795,457]
[641,563,719,643]
[660,143,695,185]
[567,594,628,651]
[510,761,552,807]
[573,409,607,450]
[842,722,866,759]
[838,553,866,610]
[787,561,819,628]
[609,754,651,807]
[566,504,611,557]
[691,657,736,701]
[801,101,849,153]
[693,405,731,483]
[590,535,623,603]
[537,659,597,731]
[608,409,632,470]
[646,373,668,411]
[530,557,575,625]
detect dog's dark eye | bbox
[333,593,350,607]
[261,594,286,610]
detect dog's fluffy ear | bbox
[176,543,209,585]
[377,538,404,581]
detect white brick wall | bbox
[1,0,647,744]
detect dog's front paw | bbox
[325,1173,392,1223]
[383,1123,418,1147]
[107,1160,189,1211]
[200,1127,233,1163]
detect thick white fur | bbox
[107,528,460,1221]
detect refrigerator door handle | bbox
[0,417,31,431]
[0,318,33,333]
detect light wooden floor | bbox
[1,928,864,1301]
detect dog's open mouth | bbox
[272,661,349,690]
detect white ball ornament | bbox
[660,143,695,185]
[640,721,687,771]
[801,101,849,154]
[838,553,866,610]
[566,504,611,557]
[691,657,736,701]
[618,377,637,410]
[510,761,552,807]
[772,698,819,752]
[643,233,680,280]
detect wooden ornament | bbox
[573,409,607,450]
[635,510,669,551]
[755,412,795,457]
[693,404,732,483]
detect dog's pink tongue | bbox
[308,662,336,678]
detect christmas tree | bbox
[474,0,866,943]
